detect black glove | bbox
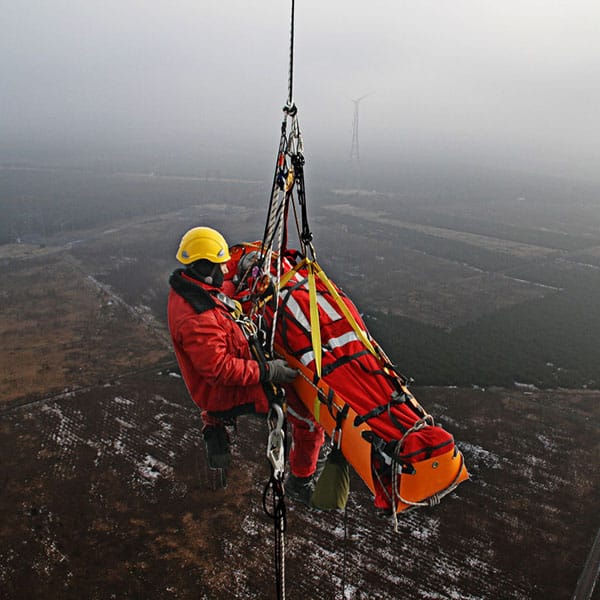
[265,359,298,384]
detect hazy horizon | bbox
[2,1,600,184]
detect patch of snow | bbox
[514,381,538,391]
[136,454,172,483]
[437,414,461,429]
[534,471,570,493]
[241,515,260,536]
[459,442,503,469]
[410,517,440,541]
[536,434,556,452]
[113,396,133,405]
[113,440,125,454]
[525,454,545,467]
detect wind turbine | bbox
[350,93,371,162]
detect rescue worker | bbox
[167,226,324,503]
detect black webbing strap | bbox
[360,430,397,460]
[336,403,350,431]
[321,350,370,378]
[291,153,312,247]
[399,437,454,461]
[353,391,409,433]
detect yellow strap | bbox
[277,256,308,289]
[306,262,322,376]
[273,256,380,419]
[306,262,323,421]
[312,262,378,357]
[276,256,377,357]
[277,257,322,418]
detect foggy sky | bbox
[2,0,600,182]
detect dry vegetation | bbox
[1,195,599,598]
[0,248,171,404]
[325,204,558,259]
[0,373,598,599]
[313,217,550,328]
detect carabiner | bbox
[267,403,286,479]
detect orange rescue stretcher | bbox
[229,243,469,513]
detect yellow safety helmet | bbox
[176,226,231,265]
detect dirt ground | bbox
[1,372,598,599]
[1,211,599,598]
[0,249,171,405]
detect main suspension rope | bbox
[258,3,301,599]
[257,0,313,292]
[288,0,295,106]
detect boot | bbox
[285,474,315,506]
[203,425,231,470]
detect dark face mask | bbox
[188,260,224,288]
[210,265,224,288]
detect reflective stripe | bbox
[285,287,340,327]
[286,405,316,432]
[299,350,315,366]
[316,295,341,322]
[284,271,341,323]
[296,280,342,323]
[298,331,365,367]
[326,331,362,351]
[286,296,312,332]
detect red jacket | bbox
[167,271,269,415]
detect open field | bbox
[315,215,552,328]
[318,201,600,330]
[2,184,600,399]
[1,171,600,598]
[0,203,277,405]
[1,373,598,599]
[325,203,560,259]
[0,247,171,405]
